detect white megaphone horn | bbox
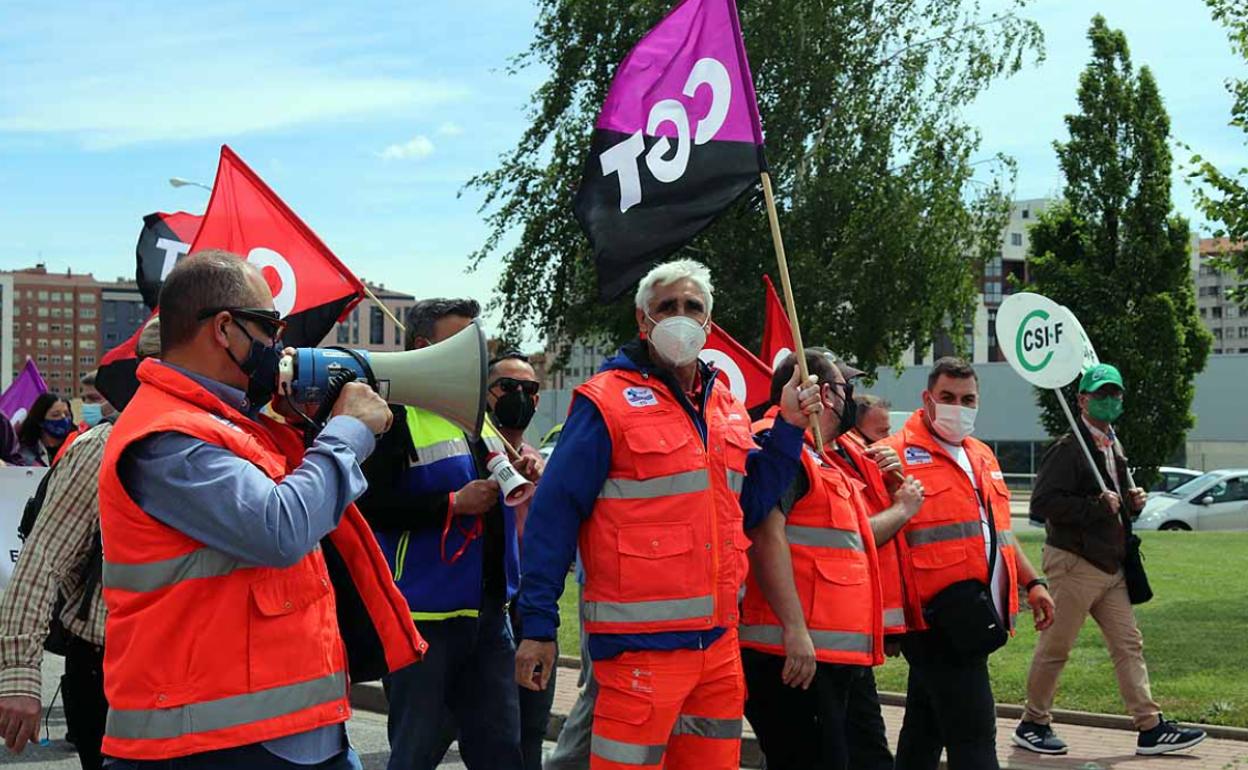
[279,322,488,438]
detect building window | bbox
[1200,308,1208,318]
[37,291,48,301]
[37,339,48,349]
[337,323,349,344]
[51,292,62,302]
[80,323,96,335]
[1010,232,1023,247]
[37,354,48,364]
[37,322,48,332]
[1213,307,1223,319]
[351,308,360,345]
[79,355,95,365]
[105,332,117,344]
[79,294,95,304]
[80,308,96,319]
[1021,208,1030,219]
[51,339,61,349]
[1240,327,1248,339]
[1213,328,1223,339]
[80,340,95,350]
[370,306,385,345]
[1214,348,1223,354]
[37,307,48,318]
[394,308,403,346]
[51,308,63,319]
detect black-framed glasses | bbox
[489,377,540,396]
[197,307,287,340]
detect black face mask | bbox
[831,381,858,438]
[227,320,282,409]
[491,390,537,430]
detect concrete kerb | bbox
[352,658,1248,745]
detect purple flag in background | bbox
[573,0,766,301]
[0,359,48,425]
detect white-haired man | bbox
[514,259,822,770]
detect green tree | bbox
[467,0,1043,371]
[1027,16,1211,479]
[1191,0,1248,299]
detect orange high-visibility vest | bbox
[836,430,910,635]
[879,410,1019,633]
[574,368,753,635]
[741,414,883,666]
[99,360,425,760]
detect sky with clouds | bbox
[0,0,1243,339]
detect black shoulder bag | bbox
[921,490,1009,657]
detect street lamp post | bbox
[168,177,212,192]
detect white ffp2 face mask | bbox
[931,403,978,444]
[646,313,708,367]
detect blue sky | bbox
[0,0,1243,337]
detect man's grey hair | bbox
[405,298,480,349]
[158,250,262,351]
[634,259,714,315]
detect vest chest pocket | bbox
[622,424,697,479]
[617,523,697,600]
[910,541,972,569]
[810,556,869,630]
[721,426,754,472]
[248,570,336,690]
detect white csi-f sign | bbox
[995,292,1085,389]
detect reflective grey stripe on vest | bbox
[599,469,710,500]
[591,734,665,766]
[726,470,745,494]
[484,436,508,455]
[103,549,251,593]
[583,594,714,625]
[105,671,346,741]
[412,437,471,467]
[785,525,863,551]
[883,607,907,628]
[905,520,981,547]
[739,624,873,654]
[672,714,743,739]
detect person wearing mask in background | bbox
[848,394,892,447]
[744,349,923,770]
[880,357,1055,770]
[51,371,116,466]
[514,259,823,770]
[0,319,162,769]
[1014,364,1206,757]
[15,393,73,467]
[0,412,19,465]
[486,351,551,770]
[96,251,425,769]
[355,298,523,770]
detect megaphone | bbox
[277,322,487,438]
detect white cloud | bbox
[437,121,464,137]
[378,135,435,160]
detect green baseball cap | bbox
[1079,363,1124,393]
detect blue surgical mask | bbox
[81,403,104,427]
[42,417,75,439]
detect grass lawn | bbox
[555,529,1248,726]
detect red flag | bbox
[191,145,365,347]
[761,274,796,370]
[700,323,774,410]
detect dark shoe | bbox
[1137,717,1207,755]
[1013,721,1069,755]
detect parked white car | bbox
[1149,466,1203,494]
[1135,469,1248,531]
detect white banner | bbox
[0,466,47,592]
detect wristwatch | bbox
[1025,578,1048,592]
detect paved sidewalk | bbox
[540,664,1248,770]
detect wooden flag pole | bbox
[362,285,406,332]
[760,171,824,450]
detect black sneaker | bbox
[1013,721,1069,755]
[1137,717,1207,755]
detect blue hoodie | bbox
[517,338,805,660]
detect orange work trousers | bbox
[589,628,745,769]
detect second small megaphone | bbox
[277,322,488,438]
[486,451,534,506]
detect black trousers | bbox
[743,649,892,770]
[895,631,999,770]
[62,636,108,770]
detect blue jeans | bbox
[383,603,521,770]
[105,745,361,770]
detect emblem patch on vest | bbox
[904,446,933,465]
[990,470,1004,480]
[622,386,659,408]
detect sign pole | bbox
[760,171,823,450]
[1054,387,1108,494]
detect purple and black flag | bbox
[574,0,766,301]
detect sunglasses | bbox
[198,307,288,340]
[490,377,540,396]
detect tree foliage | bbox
[1027,16,1211,479]
[1191,0,1248,300]
[467,0,1044,371]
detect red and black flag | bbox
[191,145,366,348]
[573,0,767,301]
[135,212,203,310]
